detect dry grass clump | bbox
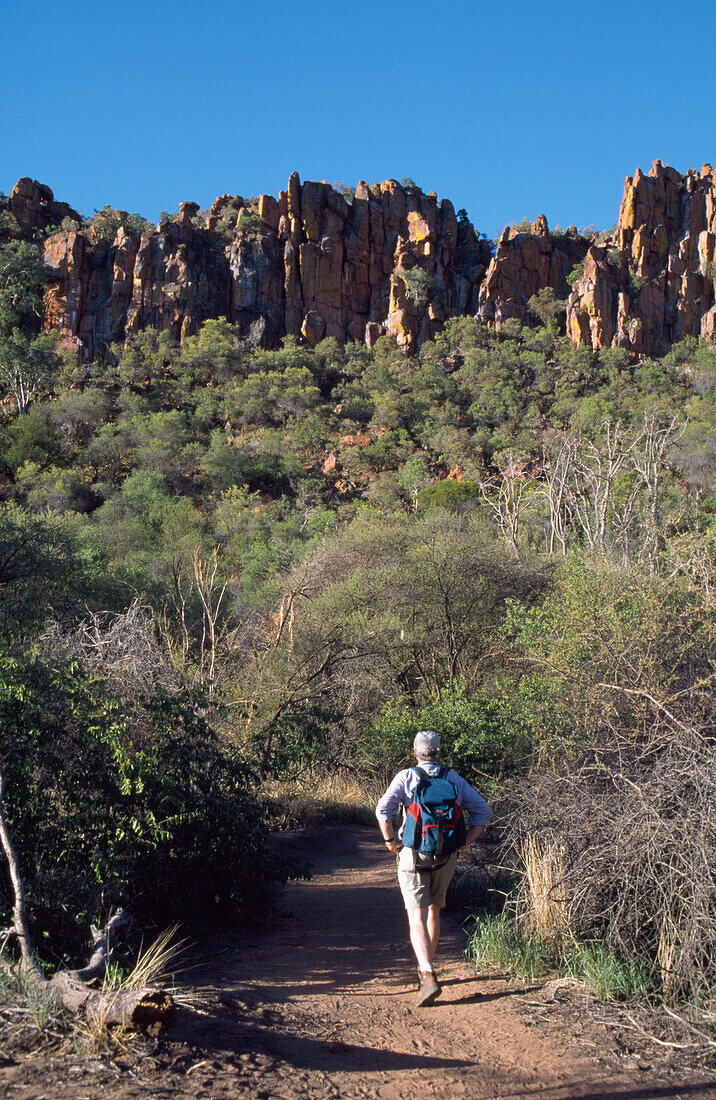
[73,926,187,1049]
[519,835,569,940]
[260,771,380,829]
[103,926,187,992]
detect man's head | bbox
[413,729,440,762]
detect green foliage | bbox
[0,504,128,642]
[0,654,287,963]
[467,915,657,1000]
[399,267,435,307]
[508,218,534,234]
[566,258,587,288]
[0,330,60,413]
[526,288,566,333]
[84,206,152,239]
[366,689,528,779]
[236,214,264,231]
[0,240,46,334]
[332,181,355,203]
[1,404,63,476]
[418,478,481,512]
[628,272,648,297]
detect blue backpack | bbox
[402,766,466,867]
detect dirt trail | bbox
[4,824,716,1099]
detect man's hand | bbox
[384,839,403,854]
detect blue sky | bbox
[1,0,713,239]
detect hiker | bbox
[375,729,492,1007]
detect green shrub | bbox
[566,258,587,288]
[399,267,435,306]
[418,479,481,512]
[628,273,648,297]
[365,689,528,779]
[237,214,264,231]
[0,655,289,964]
[84,206,152,240]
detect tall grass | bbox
[0,967,61,1032]
[260,772,380,829]
[466,914,657,1001]
[467,912,554,983]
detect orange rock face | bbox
[566,161,716,354]
[477,217,590,329]
[9,165,716,362]
[37,174,490,361]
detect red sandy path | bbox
[4,824,716,1100]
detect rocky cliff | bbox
[566,161,716,354]
[5,165,716,361]
[26,175,491,360]
[476,214,590,328]
[0,177,81,240]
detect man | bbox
[376,729,492,1007]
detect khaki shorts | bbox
[396,847,459,910]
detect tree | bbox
[0,330,60,413]
[398,456,430,510]
[399,267,434,307]
[0,240,45,334]
[631,412,685,569]
[527,288,566,334]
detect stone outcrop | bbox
[566,161,716,354]
[36,174,490,360]
[1,178,81,239]
[477,216,590,328]
[5,162,716,361]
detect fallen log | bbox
[0,769,174,1031]
[52,970,175,1028]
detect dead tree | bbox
[480,453,528,555]
[569,422,640,551]
[539,439,573,556]
[192,547,228,698]
[631,413,685,570]
[0,769,174,1030]
[541,423,644,560]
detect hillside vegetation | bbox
[0,235,715,1015]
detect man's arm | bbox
[378,818,403,853]
[376,770,408,853]
[462,821,487,848]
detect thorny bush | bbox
[502,554,716,1003]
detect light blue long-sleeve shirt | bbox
[375,761,492,826]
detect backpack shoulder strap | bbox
[413,766,427,782]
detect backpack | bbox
[402,766,467,868]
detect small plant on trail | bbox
[0,968,61,1032]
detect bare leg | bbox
[406,907,434,972]
[427,904,441,961]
